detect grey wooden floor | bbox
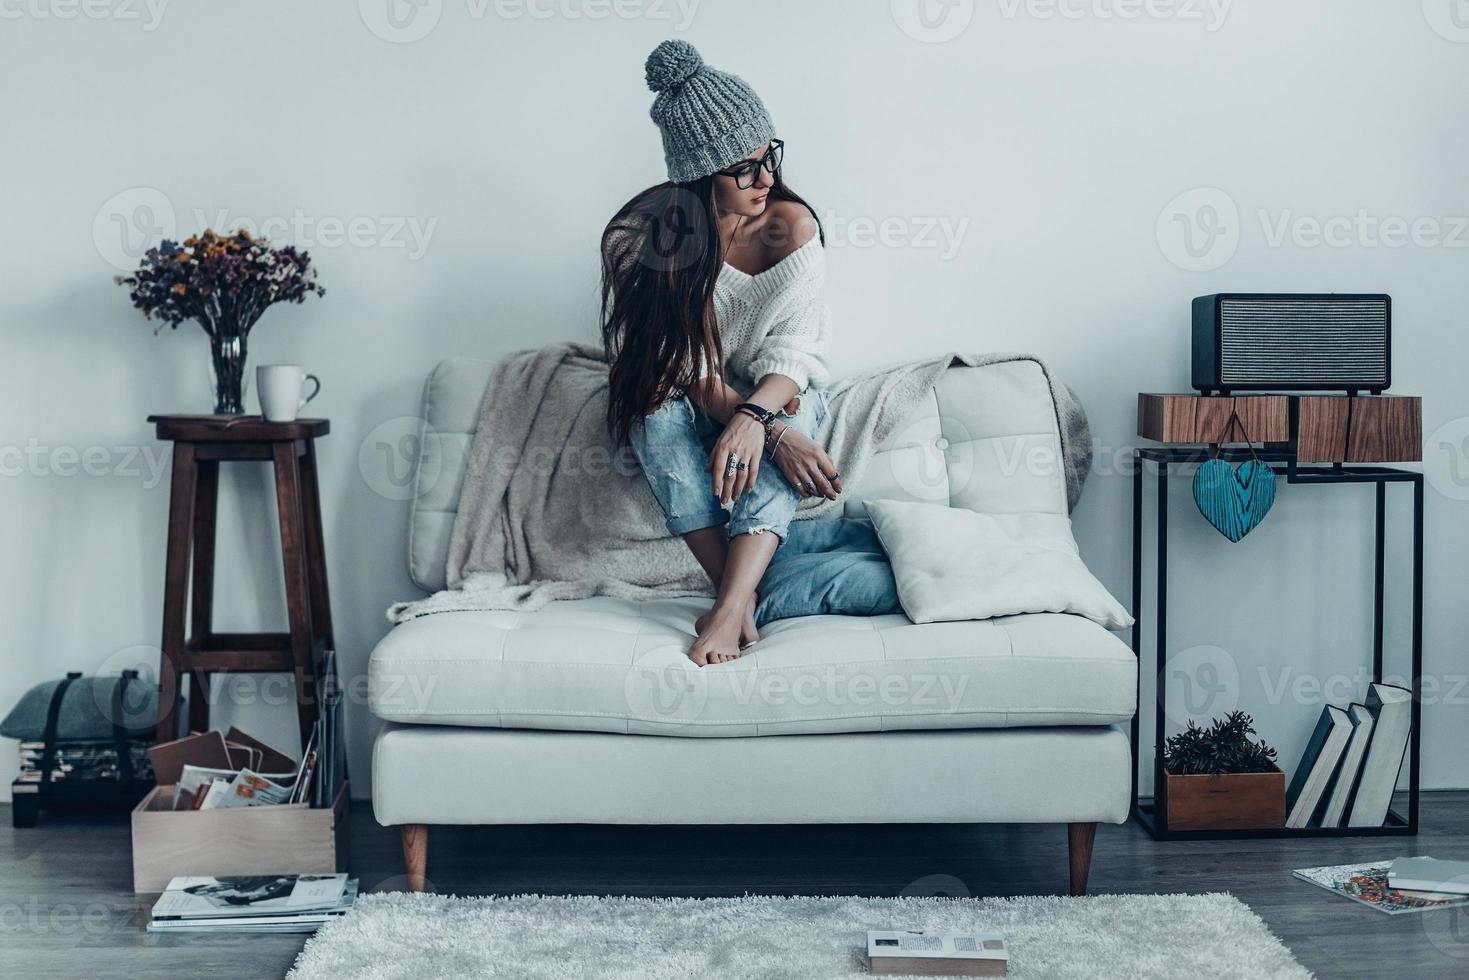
[5,793,1468,979]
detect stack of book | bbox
[147,874,357,933]
[1285,682,1412,828]
[17,740,151,785]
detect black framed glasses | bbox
[717,139,784,189]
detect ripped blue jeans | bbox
[629,390,827,545]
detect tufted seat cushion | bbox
[368,596,1136,736]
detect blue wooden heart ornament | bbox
[1192,457,1276,542]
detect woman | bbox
[602,40,842,667]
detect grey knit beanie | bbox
[644,40,776,184]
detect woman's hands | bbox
[707,412,767,505]
[771,424,843,500]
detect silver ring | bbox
[724,454,739,477]
[802,481,816,494]
[736,462,748,471]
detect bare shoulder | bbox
[759,199,820,262]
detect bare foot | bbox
[687,603,746,666]
[696,594,760,649]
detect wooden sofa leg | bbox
[1068,822,1097,896]
[401,824,428,892]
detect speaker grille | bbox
[1218,297,1388,385]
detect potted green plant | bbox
[116,229,325,414]
[1161,711,1285,830]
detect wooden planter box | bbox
[1160,769,1285,831]
[131,781,349,893]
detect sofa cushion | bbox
[368,596,1136,736]
[406,358,1070,593]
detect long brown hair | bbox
[600,172,822,444]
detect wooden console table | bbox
[149,415,335,748]
[1131,393,1423,839]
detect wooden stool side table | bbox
[149,415,335,749]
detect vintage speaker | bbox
[1191,293,1391,395]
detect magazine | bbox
[1293,861,1469,915]
[145,881,358,934]
[150,874,351,920]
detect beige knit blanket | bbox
[387,343,1088,623]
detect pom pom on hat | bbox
[645,39,703,93]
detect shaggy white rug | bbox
[287,892,1310,980]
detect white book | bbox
[1320,703,1375,827]
[1388,857,1469,895]
[868,930,1008,977]
[1286,705,1354,828]
[1347,683,1413,827]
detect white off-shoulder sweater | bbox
[705,232,832,393]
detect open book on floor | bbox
[1293,862,1469,915]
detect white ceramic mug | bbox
[257,364,321,422]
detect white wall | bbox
[3,1,1467,803]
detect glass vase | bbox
[209,333,249,415]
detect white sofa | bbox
[369,357,1136,894]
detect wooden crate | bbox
[131,782,348,893]
[1138,394,1290,444]
[1296,395,1422,462]
[1160,770,1285,831]
[1138,393,1422,463]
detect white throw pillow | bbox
[866,499,1133,630]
